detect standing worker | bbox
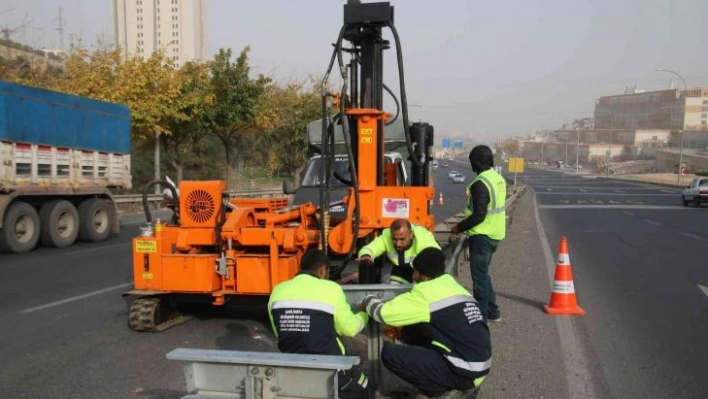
[358,218,440,284]
[451,145,506,322]
[361,247,491,398]
[268,249,375,398]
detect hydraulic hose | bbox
[319,25,347,252]
[383,83,400,126]
[142,179,179,224]
[386,22,424,168]
[339,79,360,256]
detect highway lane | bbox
[520,168,708,398]
[0,170,466,399]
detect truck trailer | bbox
[0,81,131,253]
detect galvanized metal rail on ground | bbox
[167,348,360,399]
[167,285,411,399]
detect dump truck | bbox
[0,81,131,253]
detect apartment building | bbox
[114,0,208,67]
[594,87,708,131]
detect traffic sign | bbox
[508,157,525,173]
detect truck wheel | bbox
[0,201,41,253]
[40,200,79,248]
[78,199,113,242]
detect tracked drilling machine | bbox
[125,0,435,332]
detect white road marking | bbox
[546,188,552,191]
[536,193,674,196]
[19,283,133,314]
[661,190,676,193]
[580,189,587,192]
[623,211,634,216]
[698,284,708,298]
[681,232,708,242]
[64,242,131,255]
[644,219,662,226]
[539,205,686,210]
[532,192,599,398]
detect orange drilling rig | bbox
[125,1,435,332]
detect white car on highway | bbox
[448,170,460,179]
[682,177,708,206]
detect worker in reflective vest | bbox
[452,145,506,322]
[358,218,440,284]
[361,247,491,398]
[268,249,375,398]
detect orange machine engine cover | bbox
[179,180,227,228]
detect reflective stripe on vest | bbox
[386,252,415,265]
[477,174,505,215]
[444,355,492,373]
[429,294,476,312]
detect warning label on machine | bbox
[135,240,157,253]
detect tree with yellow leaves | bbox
[201,47,271,186]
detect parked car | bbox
[452,174,466,184]
[682,177,708,206]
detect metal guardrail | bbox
[113,189,285,204]
[113,189,286,214]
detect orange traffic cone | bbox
[438,192,444,205]
[543,236,585,315]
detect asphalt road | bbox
[0,169,469,399]
[520,167,708,398]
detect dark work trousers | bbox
[381,343,475,397]
[467,234,500,320]
[338,365,376,399]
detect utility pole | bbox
[656,68,687,186]
[153,0,161,193]
[55,8,65,51]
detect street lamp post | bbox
[606,118,613,177]
[656,68,687,185]
[575,127,580,174]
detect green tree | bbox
[161,61,213,183]
[202,47,271,186]
[257,78,322,182]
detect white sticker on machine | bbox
[382,198,410,218]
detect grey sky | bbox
[2,0,707,142]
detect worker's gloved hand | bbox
[358,255,373,265]
[451,225,460,235]
[383,326,402,340]
[359,294,378,312]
